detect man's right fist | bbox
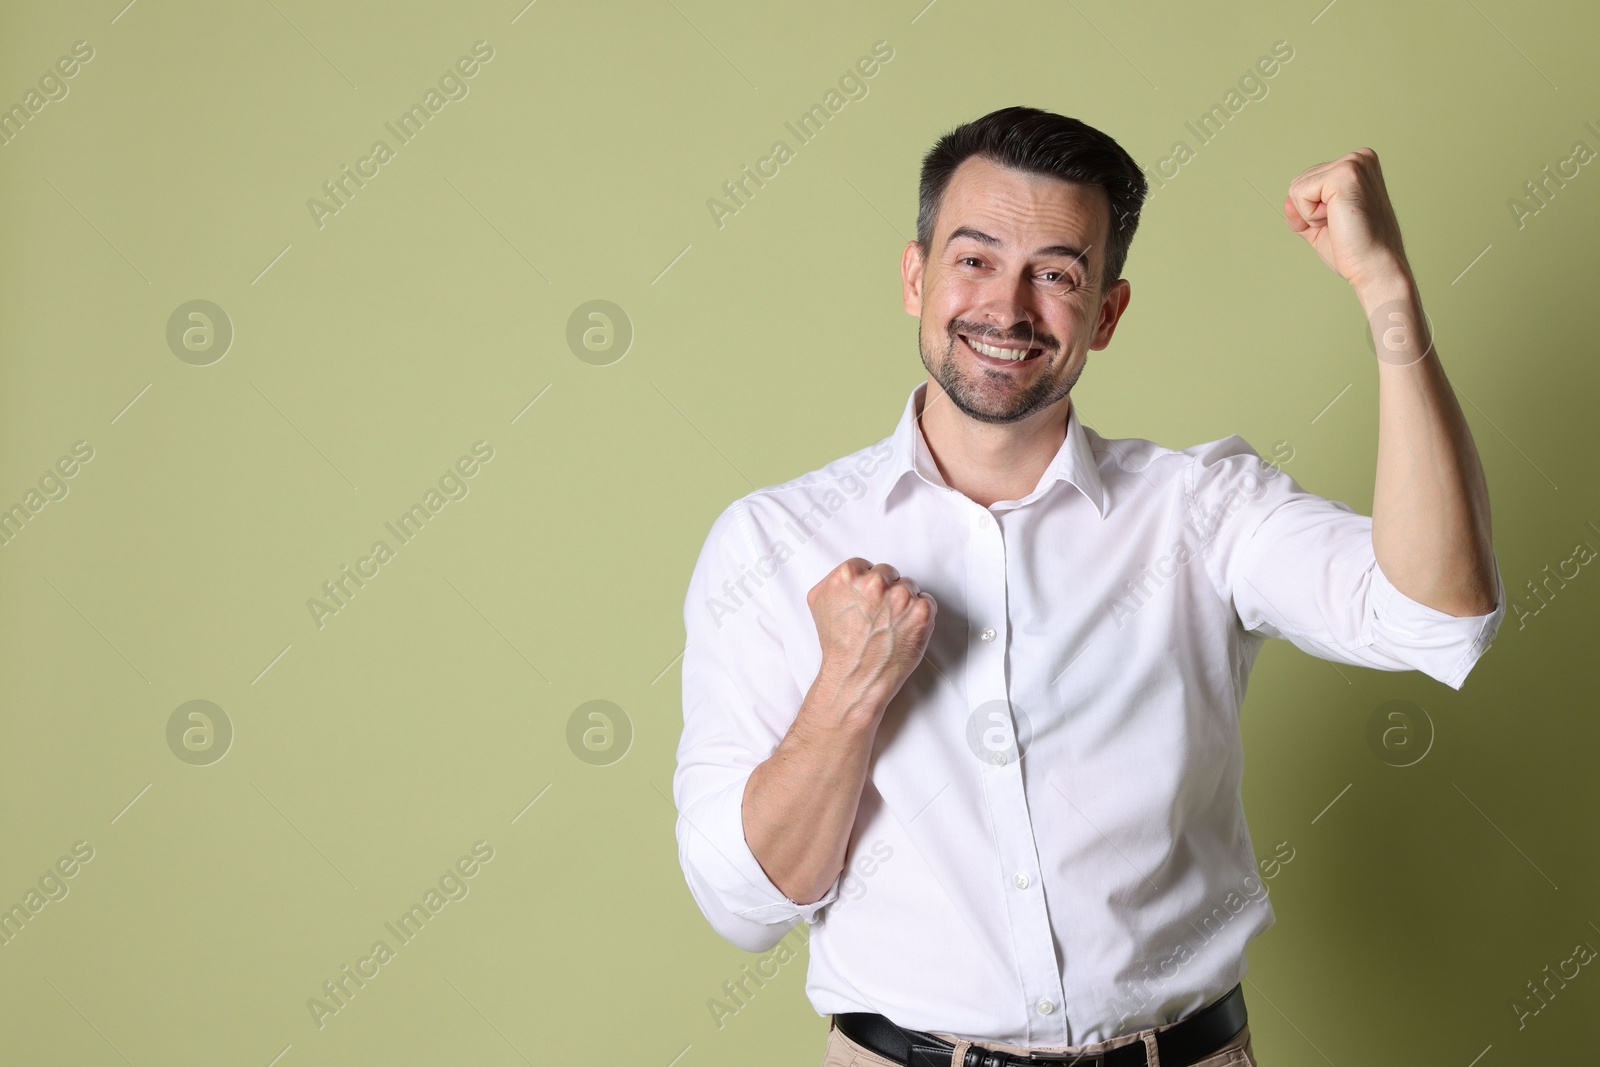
[806,558,937,709]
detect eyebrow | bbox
[943,226,1093,271]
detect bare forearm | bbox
[1362,272,1498,616]
[741,672,887,906]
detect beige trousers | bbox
[821,1014,1256,1067]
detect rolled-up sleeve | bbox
[674,498,840,952]
[1187,435,1506,691]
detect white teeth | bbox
[966,336,1034,361]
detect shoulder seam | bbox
[727,495,762,562]
[1185,447,1234,613]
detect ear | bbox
[1088,278,1132,350]
[901,240,927,318]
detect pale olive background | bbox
[2,0,1596,1064]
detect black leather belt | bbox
[835,983,1246,1067]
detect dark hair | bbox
[916,106,1149,289]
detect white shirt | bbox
[673,379,1505,1046]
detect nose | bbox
[970,298,1037,345]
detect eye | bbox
[958,256,985,268]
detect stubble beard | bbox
[919,318,1085,425]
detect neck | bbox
[917,379,1071,508]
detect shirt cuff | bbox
[1368,549,1507,690]
[680,777,840,925]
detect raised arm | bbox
[1283,147,1498,617]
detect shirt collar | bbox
[871,380,1106,518]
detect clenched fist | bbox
[1281,147,1412,294]
[806,558,937,713]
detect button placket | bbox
[974,511,1005,651]
[965,502,1069,1045]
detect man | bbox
[674,106,1504,1067]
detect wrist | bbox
[1353,258,1416,313]
[807,664,892,729]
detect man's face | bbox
[902,155,1131,424]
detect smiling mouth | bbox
[959,333,1044,363]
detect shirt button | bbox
[980,627,997,642]
[1013,873,1029,889]
[979,512,993,528]
[1036,998,1055,1016]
